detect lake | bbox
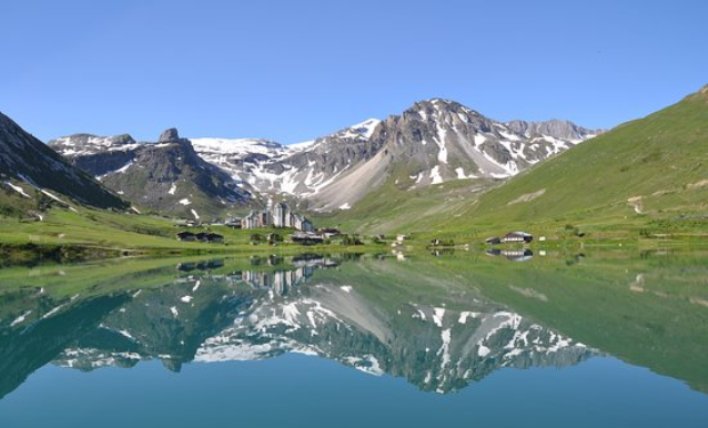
[0,250,706,427]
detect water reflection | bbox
[485,248,534,262]
[0,250,706,400]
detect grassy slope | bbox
[409,88,708,240]
[0,206,382,255]
[315,87,707,244]
[312,176,498,234]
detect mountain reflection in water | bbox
[0,250,706,402]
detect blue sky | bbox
[1,0,706,144]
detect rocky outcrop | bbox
[505,119,601,141]
[48,99,598,214]
[294,99,598,210]
[191,99,598,212]
[50,128,252,219]
[0,112,127,210]
[159,128,180,142]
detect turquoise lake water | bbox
[0,252,706,427]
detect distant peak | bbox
[429,97,454,104]
[323,118,382,141]
[159,128,179,142]
[0,111,19,129]
[405,98,481,119]
[350,118,381,128]
[418,98,461,108]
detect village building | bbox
[224,216,242,229]
[318,227,341,237]
[241,202,314,232]
[176,231,223,243]
[272,202,292,228]
[176,231,196,241]
[243,209,272,229]
[291,231,325,245]
[501,231,533,243]
[293,214,314,232]
[205,232,224,243]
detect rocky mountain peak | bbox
[505,119,599,141]
[0,111,128,210]
[401,98,489,129]
[0,111,16,130]
[159,128,180,142]
[325,118,382,142]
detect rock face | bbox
[159,128,179,142]
[50,129,251,219]
[265,99,598,211]
[185,100,598,212]
[189,119,385,201]
[0,112,127,210]
[505,119,595,141]
[50,133,139,177]
[48,98,599,216]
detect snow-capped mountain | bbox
[47,99,598,216]
[183,100,597,212]
[189,118,385,200]
[282,99,597,210]
[0,111,127,213]
[50,128,252,219]
[190,138,289,172]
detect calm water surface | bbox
[0,252,706,427]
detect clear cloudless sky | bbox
[1,0,707,144]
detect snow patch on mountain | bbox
[335,118,381,140]
[4,181,31,198]
[430,166,443,184]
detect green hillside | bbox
[465,86,707,219]
[348,86,708,241]
[312,177,498,234]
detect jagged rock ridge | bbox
[48,99,599,215]
[50,128,252,219]
[0,112,127,211]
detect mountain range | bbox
[405,85,708,236]
[50,128,252,220]
[44,99,599,218]
[3,86,704,238]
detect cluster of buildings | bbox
[176,231,224,243]
[237,202,314,232]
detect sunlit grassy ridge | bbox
[317,87,707,243]
[439,88,708,227]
